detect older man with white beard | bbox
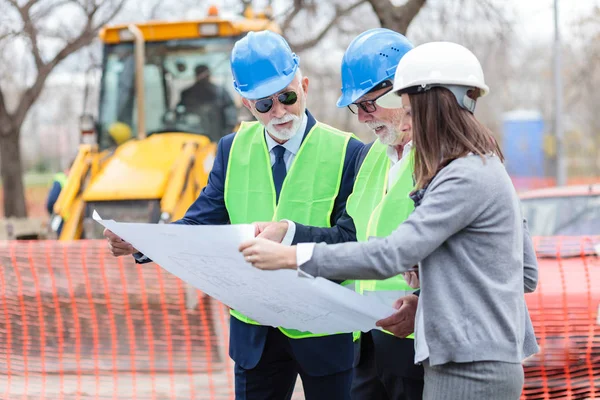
[330,29,425,400]
[104,30,363,400]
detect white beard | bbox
[266,114,302,141]
[366,120,399,146]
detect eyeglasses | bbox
[254,90,298,114]
[348,88,393,114]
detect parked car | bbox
[520,184,600,399]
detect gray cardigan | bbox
[301,154,540,366]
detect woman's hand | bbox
[376,294,418,338]
[239,238,298,270]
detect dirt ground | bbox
[0,371,306,399]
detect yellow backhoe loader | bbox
[51,4,280,240]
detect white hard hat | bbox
[377,41,489,112]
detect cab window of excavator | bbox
[97,43,169,149]
[157,37,240,142]
[98,37,240,150]
[98,43,137,149]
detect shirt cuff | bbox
[280,219,296,246]
[296,242,316,277]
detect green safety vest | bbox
[224,120,352,339]
[346,140,417,339]
[54,172,67,189]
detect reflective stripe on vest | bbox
[224,120,351,339]
[346,141,416,339]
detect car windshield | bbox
[97,36,240,150]
[521,194,600,236]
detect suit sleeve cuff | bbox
[133,252,151,263]
[280,220,295,246]
[297,242,316,277]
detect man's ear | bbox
[242,98,252,111]
[301,76,309,95]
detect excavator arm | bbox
[52,144,110,240]
[51,145,93,240]
[160,140,216,223]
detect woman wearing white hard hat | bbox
[239,41,539,399]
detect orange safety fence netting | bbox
[0,238,598,400]
[521,236,600,400]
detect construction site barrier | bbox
[0,238,598,399]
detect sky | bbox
[513,0,598,41]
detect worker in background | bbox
[336,28,424,399]
[178,64,237,141]
[253,28,424,400]
[46,161,72,236]
[104,30,364,400]
[107,121,133,147]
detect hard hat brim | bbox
[337,78,396,108]
[235,69,298,100]
[376,90,403,109]
[336,87,372,108]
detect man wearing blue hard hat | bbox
[337,28,424,399]
[226,29,364,400]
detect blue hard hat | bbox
[230,31,300,100]
[337,28,414,107]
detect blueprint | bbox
[93,211,397,334]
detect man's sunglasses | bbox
[254,90,298,114]
[348,87,393,114]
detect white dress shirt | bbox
[265,115,307,245]
[387,141,413,190]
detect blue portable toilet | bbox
[502,110,546,190]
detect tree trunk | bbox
[0,130,27,218]
[366,0,427,34]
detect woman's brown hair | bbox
[409,87,504,190]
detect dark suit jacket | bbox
[169,110,363,376]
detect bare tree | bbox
[366,0,426,34]
[269,0,514,141]
[277,0,509,51]
[277,0,423,51]
[564,6,600,178]
[0,0,127,218]
[279,0,370,52]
